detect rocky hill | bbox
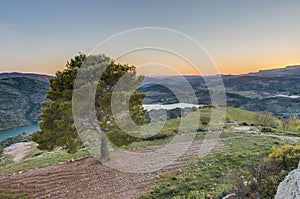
[0,77,50,130]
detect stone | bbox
[275,161,300,199]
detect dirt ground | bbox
[0,140,223,199]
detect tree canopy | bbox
[32,54,146,159]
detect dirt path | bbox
[0,140,223,199]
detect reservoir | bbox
[0,124,40,141]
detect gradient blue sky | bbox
[1,0,300,75]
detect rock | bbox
[275,162,300,199]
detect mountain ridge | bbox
[0,72,53,83]
[0,65,299,130]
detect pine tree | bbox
[32,54,146,159]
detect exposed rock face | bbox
[275,162,300,199]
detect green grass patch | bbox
[142,134,299,199]
[0,149,89,176]
[0,191,29,199]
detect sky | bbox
[1,0,300,76]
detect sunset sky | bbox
[1,0,300,76]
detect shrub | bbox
[255,111,278,128]
[187,190,203,199]
[232,145,300,199]
[200,115,211,125]
[267,145,300,171]
[145,129,177,141]
[106,130,141,147]
[224,115,233,123]
[260,127,275,132]
[0,147,3,156]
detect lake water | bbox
[143,103,203,111]
[0,124,40,141]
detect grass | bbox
[0,148,89,176]
[142,134,300,199]
[225,107,257,125]
[0,192,29,199]
[0,107,299,198]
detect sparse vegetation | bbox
[0,148,89,176]
[1,107,299,198]
[255,111,278,128]
[200,115,210,125]
[232,145,300,199]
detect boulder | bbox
[275,161,300,199]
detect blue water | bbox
[0,124,40,141]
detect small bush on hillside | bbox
[232,145,300,199]
[224,115,234,123]
[240,121,250,126]
[144,129,177,140]
[0,147,3,156]
[255,111,278,128]
[200,115,211,125]
[260,127,275,132]
[106,130,141,147]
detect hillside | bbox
[0,72,53,83]
[0,65,299,130]
[0,107,299,198]
[0,77,50,130]
[247,65,300,77]
[141,65,300,117]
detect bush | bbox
[267,145,300,171]
[255,111,278,128]
[224,115,233,123]
[106,130,141,147]
[232,145,300,199]
[260,127,275,132]
[200,115,211,125]
[0,147,3,156]
[144,129,177,141]
[240,121,249,126]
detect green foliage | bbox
[32,54,146,155]
[187,190,205,199]
[224,115,233,123]
[255,111,278,128]
[232,145,300,198]
[0,146,3,155]
[200,115,210,125]
[268,145,300,171]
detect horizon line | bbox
[0,64,299,77]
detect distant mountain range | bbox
[141,65,300,117]
[247,65,300,77]
[0,72,53,83]
[0,65,299,130]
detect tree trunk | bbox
[100,135,109,161]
